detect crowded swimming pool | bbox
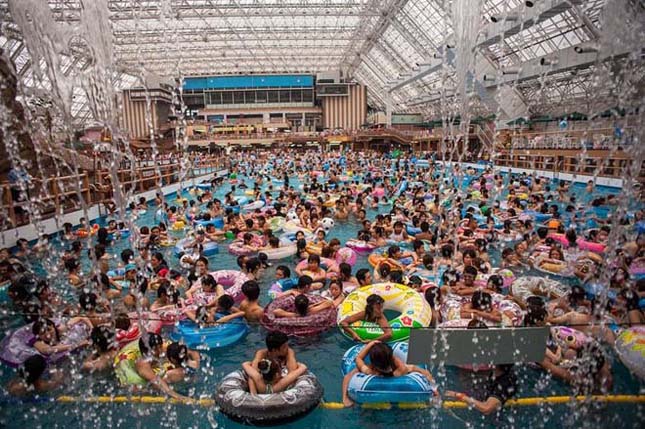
[1,154,643,428]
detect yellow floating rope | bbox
[50,395,645,409]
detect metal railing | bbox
[0,156,226,231]
[495,150,644,180]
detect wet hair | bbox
[524,305,547,326]
[440,244,454,258]
[486,274,503,291]
[297,275,313,290]
[217,294,234,311]
[266,331,288,351]
[378,263,391,279]
[90,326,114,353]
[245,258,261,273]
[19,354,47,385]
[294,295,310,316]
[79,292,98,311]
[467,319,488,329]
[120,249,134,264]
[139,333,163,355]
[307,254,321,265]
[387,245,401,258]
[356,268,370,285]
[64,258,80,273]
[166,342,188,366]
[275,265,291,278]
[338,262,352,280]
[368,343,395,376]
[441,269,460,285]
[258,357,280,383]
[565,229,577,246]
[242,280,260,301]
[471,290,493,311]
[114,313,131,331]
[365,294,385,322]
[32,318,60,342]
[463,266,478,278]
[389,270,404,284]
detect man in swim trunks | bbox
[250,332,298,376]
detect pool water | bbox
[0,172,643,428]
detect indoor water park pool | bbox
[1,170,643,428]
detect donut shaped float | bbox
[215,370,323,425]
[173,238,219,257]
[170,319,248,349]
[345,239,376,253]
[117,313,163,346]
[268,278,298,300]
[194,217,224,229]
[511,276,569,305]
[262,244,297,260]
[335,247,357,266]
[0,322,90,368]
[228,241,257,256]
[342,341,437,403]
[210,270,249,302]
[338,283,432,342]
[615,326,645,381]
[262,294,337,336]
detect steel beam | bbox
[478,0,585,48]
[343,0,409,77]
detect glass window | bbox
[233,91,245,104]
[302,89,313,103]
[291,89,302,102]
[208,92,221,105]
[256,90,267,103]
[221,92,233,104]
[279,90,291,103]
[268,90,279,103]
[244,90,256,104]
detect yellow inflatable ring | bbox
[337,283,432,342]
[305,242,323,256]
[171,221,185,231]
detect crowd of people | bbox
[1,148,643,418]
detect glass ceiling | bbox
[0,0,624,125]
